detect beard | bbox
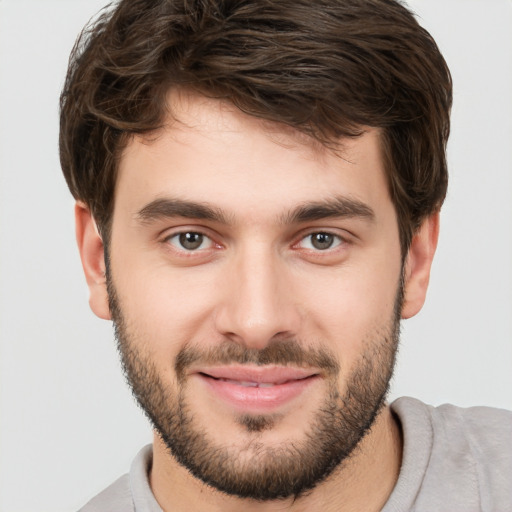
[107,273,403,501]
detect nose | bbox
[214,245,301,349]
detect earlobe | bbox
[75,202,111,320]
[401,213,440,319]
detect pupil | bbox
[312,233,333,250]
[179,232,203,250]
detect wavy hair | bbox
[59,0,452,253]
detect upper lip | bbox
[195,365,319,384]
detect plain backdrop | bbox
[0,1,511,510]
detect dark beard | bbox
[108,274,402,501]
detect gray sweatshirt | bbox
[79,397,512,512]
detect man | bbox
[59,0,511,510]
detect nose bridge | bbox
[215,241,299,348]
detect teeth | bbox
[219,378,276,388]
[239,381,259,387]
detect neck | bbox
[150,405,402,512]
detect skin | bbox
[76,91,439,511]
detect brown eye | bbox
[298,232,343,251]
[167,232,212,251]
[179,232,204,250]
[310,233,335,250]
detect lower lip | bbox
[197,374,319,412]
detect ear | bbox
[75,202,111,320]
[401,212,440,319]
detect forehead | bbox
[115,91,391,221]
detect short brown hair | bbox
[59,0,452,253]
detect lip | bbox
[194,365,320,412]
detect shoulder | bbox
[432,401,512,455]
[77,444,158,512]
[392,395,511,434]
[394,397,512,461]
[78,474,134,512]
[431,401,512,493]
[389,397,512,511]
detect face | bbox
[102,92,406,499]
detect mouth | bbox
[193,365,320,412]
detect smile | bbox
[194,365,320,412]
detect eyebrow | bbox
[282,196,375,224]
[136,195,375,226]
[137,198,231,224]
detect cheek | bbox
[110,249,220,351]
[296,258,401,358]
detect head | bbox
[61,0,451,502]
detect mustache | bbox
[175,338,340,381]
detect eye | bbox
[298,232,343,251]
[166,231,214,251]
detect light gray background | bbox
[1,1,511,510]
